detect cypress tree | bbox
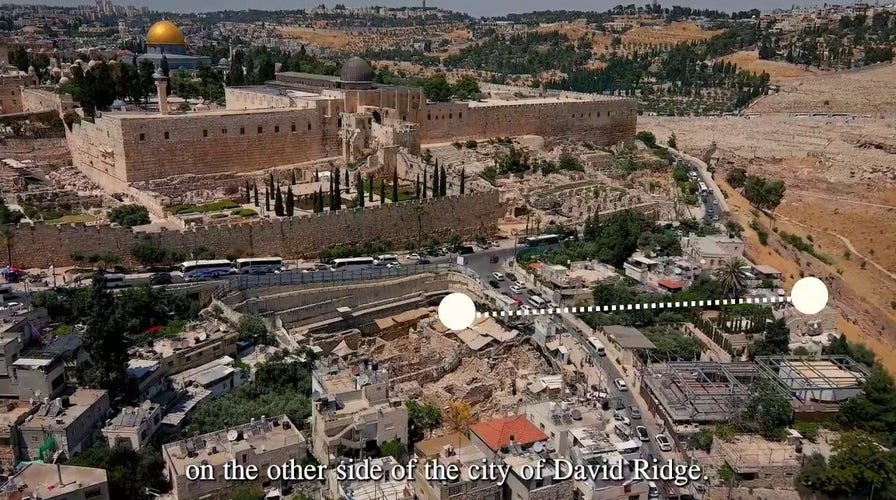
[265,187,270,212]
[392,168,399,202]
[253,182,259,206]
[245,181,251,203]
[368,174,374,202]
[291,169,297,185]
[328,174,334,210]
[357,173,365,208]
[314,168,319,182]
[439,166,447,196]
[379,181,385,205]
[274,188,284,216]
[459,168,466,194]
[285,186,294,216]
[422,169,428,198]
[333,168,342,210]
[344,169,349,191]
[415,174,421,198]
[431,166,438,198]
[269,173,275,199]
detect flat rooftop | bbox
[525,400,605,431]
[105,401,160,431]
[171,356,236,388]
[2,463,107,498]
[162,415,304,475]
[716,434,801,473]
[21,389,107,430]
[336,456,413,499]
[315,365,388,395]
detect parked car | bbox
[519,304,534,314]
[489,280,500,289]
[629,406,642,420]
[149,272,172,285]
[505,272,518,282]
[510,285,525,294]
[655,434,673,452]
[489,256,499,263]
[614,378,628,392]
[417,258,432,265]
[636,426,649,442]
[492,272,505,281]
[408,253,420,260]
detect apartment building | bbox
[15,389,110,461]
[413,433,502,500]
[162,415,306,499]
[310,361,408,465]
[101,400,164,450]
[0,462,109,500]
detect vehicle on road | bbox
[457,245,475,255]
[374,255,398,266]
[614,422,632,439]
[0,301,23,311]
[489,256,499,264]
[149,272,172,285]
[510,285,525,294]
[636,426,649,442]
[527,295,547,308]
[648,482,660,499]
[525,234,562,247]
[614,378,628,392]
[613,411,631,427]
[492,272,505,281]
[519,304,534,314]
[180,259,234,280]
[588,337,606,356]
[408,253,420,261]
[712,214,720,221]
[713,199,719,205]
[655,434,673,452]
[489,279,500,288]
[386,262,401,269]
[330,257,375,271]
[505,272,518,282]
[233,257,284,274]
[629,406,642,419]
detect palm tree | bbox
[0,228,12,267]
[714,257,749,298]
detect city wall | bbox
[420,98,637,147]
[6,191,504,268]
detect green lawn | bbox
[45,213,96,225]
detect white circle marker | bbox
[438,292,477,331]
[791,277,829,315]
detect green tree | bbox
[420,74,452,101]
[714,257,749,298]
[422,169,428,198]
[228,49,245,86]
[380,180,386,205]
[431,165,439,198]
[726,167,747,188]
[837,366,896,444]
[109,204,150,227]
[819,431,896,498]
[237,314,272,345]
[667,132,677,149]
[291,169,297,185]
[452,75,480,100]
[274,188,284,216]
[285,186,295,216]
[357,173,365,208]
[368,173,374,202]
[459,168,466,194]
[415,174,421,199]
[380,439,407,461]
[69,442,169,499]
[749,319,791,359]
[439,166,447,196]
[636,130,657,147]
[11,46,29,71]
[0,228,14,267]
[264,187,270,212]
[244,181,251,204]
[743,379,792,439]
[407,399,441,442]
[79,273,131,400]
[253,183,259,206]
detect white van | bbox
[614,422,632,440]
[527,295,547,308]
[374,255,398,266]
[588,337,606,356]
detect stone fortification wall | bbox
[21,88,75,114]
[420,97,636,146]
[0,74,29,115]
[7,191,503,268]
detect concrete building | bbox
[162,415,306,500]
[469,414,548,455]
[413,433,502,500]
[129,323,238,382]
[712,434,802,488]
[0,400,39,473]
[503,452,575,500]
[682,235,745,270]
[15,389,110,461]
[328,455,414,500]
[101,400,163,450]
[310,362,408,465]
[169,356,243,399]
[0,462,110,500]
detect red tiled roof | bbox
[469,414,548,452]
[657,279,684,290]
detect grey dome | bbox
[218,57,229,66]
[340,57,373,83]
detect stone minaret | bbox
[153,69,169,115]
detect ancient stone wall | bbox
[0,75,28,115]
[21,88,75,114]
[7,191,503,268]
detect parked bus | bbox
[698,182,708,196]
[179,259,234,280]
[330,257,375,271]
[232,257,284,274]
[525,234,562,247]
[588,337,606,356]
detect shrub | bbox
[464,139,478,149]
[757,229,769,246]
[109,204,150,227]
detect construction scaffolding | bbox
[754,355,869,404]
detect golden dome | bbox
[146,20,185,45]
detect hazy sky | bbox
[7,0,818,18]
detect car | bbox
[489,256,499,264]
[149,272,172,285]
[1,301,23,311]
[713,199,719,205]
[614,378,628,392]
[635,426,649,442]
[387,262,401,268]
[489,280,501,289]
[505,272,518,282]
[613,411,631,426]
[655,434,673,452]
[519,304,534,314]
[492,272,505,281]
[408,253,420,260]
[418,258,432,265]
[629,406,642,420]
[510,285,525,294]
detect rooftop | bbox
[643,362,760,424]
[602,325,656,350]
[716,434,801,473]
[104,401,159,431]
[171,356,237,389]
[314,363,389,396]
[0,463,107,499]
[525,400,606,431]
[336,456,413,499]
[414,433,492,482]
[21,389,107,430]
[162,415,304,475]
[470,414,549,453]
[133,322,230,360]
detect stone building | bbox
[0,462,110,500]
[65,53,636,193]
[15,389,110,461]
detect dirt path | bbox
[788,189,896,210]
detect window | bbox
[257,126,263,134]
[274,125,280,133]
[449,113,452,119]
[222,128,227,134]
[459,112,462,119]
[164,131,169,139]
[203,129,208,137]
[139,133,145,141]
[307,122,312,130]
[240,127,245,135]
[427,114,431,120]
[291,123,296,132]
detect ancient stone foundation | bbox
[7,191,504,268]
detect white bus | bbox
[232,257,284,274]
[374,254,398,266]
[588,337,606,356]
[330,257,375,271]
[698,182,708,195]
[179,259,234,280]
